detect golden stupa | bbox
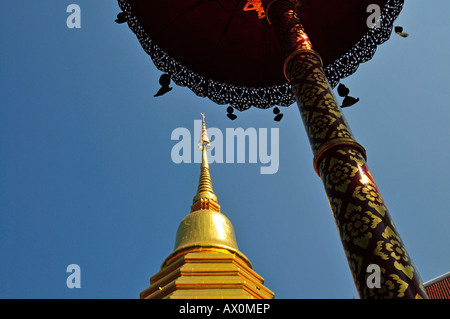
[140,114,274,299]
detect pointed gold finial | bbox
[198,113,210,148]
[191,114,220,213]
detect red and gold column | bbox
[262,0,428,299]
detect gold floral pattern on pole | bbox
[343,203,382,249]
[325,157,359,193]
[375,226,415,280]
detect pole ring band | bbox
[313,138,367,176]
[264,0,301,25]
[264,0,277,25]
[283,49,323,81]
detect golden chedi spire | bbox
[140,114,274,299]
[191,113,220,212]
[167,113,244,263]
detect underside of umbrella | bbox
[118,0,403,111]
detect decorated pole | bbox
[262,0,427,299]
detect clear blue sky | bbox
[1,1,449,299]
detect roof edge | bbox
[423,271,450,287]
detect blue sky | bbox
[0,1,449,299]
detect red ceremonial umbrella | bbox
[118,0,401,111]
[117,0,429,299]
